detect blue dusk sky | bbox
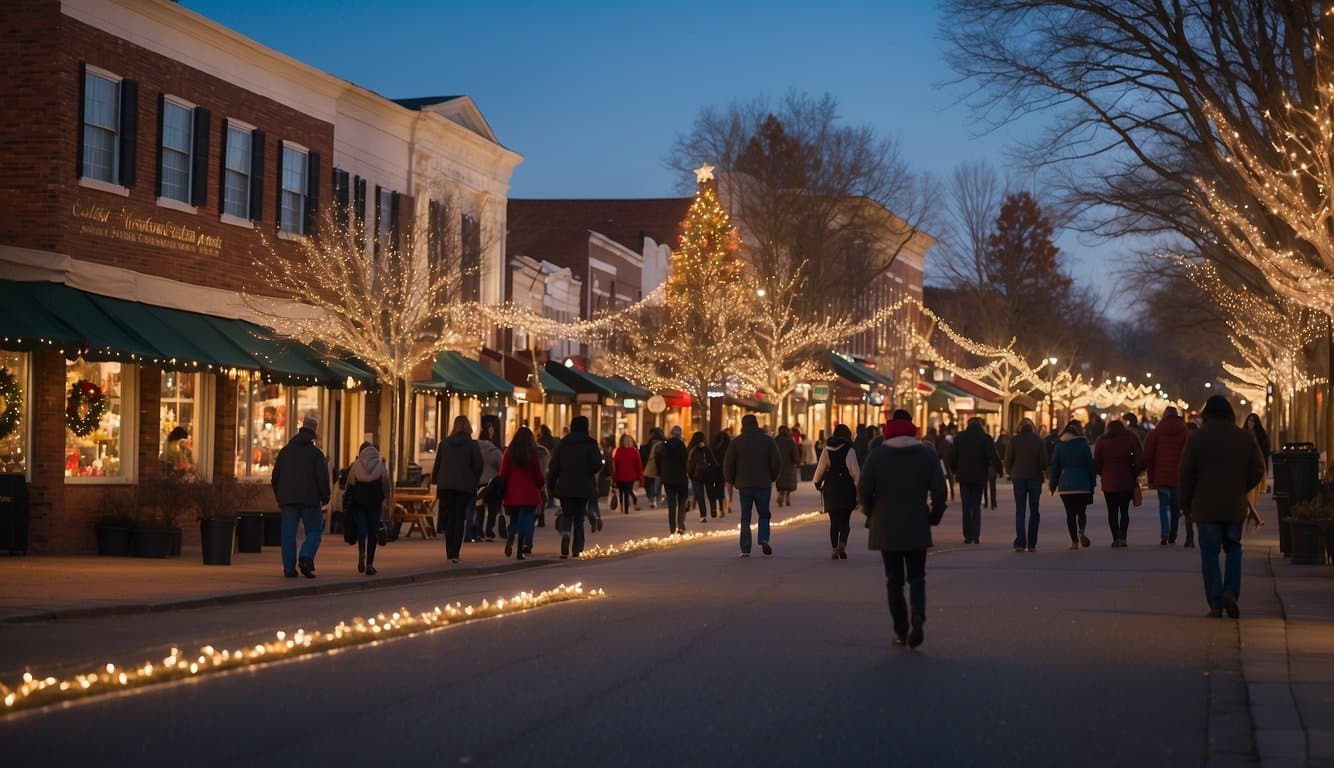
[183,0,1123,290]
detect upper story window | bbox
[81,71,120,183]
[376,186,394,254]
[223,123,252,218]
[159,98,193,203]
[279,143,308,234]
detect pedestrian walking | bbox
[859,411,947,649]
[432,415,483,564]
[1048,420,1096,549]
[775,425,800,507]
[814,429,826,462]
[723,413,781,556]
[711,429,732,517]
[474,421,503,542]
[641,427,665,508]
[1144,406,1190,546]
[546,415,603,559]
[344,441,390,576]
[656,425,690,534]
[271,415,331,578]
[1179,395,1266,618]
[1004,418,1047,552]
[538,424,558,521]
[935,424,957,501]
[1242,413,1270,509]
[1093,416,1143,547]
[500,427,545,561]
[853,425,873,467]
[947,417,1001,544]
[813,422,859,559]
[687,431,721,521]
[612,434,643,514]
[1086,412,1106,444]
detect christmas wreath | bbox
[66,379,108,438]
[0,367,21,440]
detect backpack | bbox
[821,444,858,511]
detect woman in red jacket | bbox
[500,427,545,560]
[612,434,644,515]
[1094,418,1145,548]
[1144,406,1190,546]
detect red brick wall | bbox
[1,8,334,295]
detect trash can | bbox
[235,511,264,553]
[1274,442,1319,556]
[0,474,29,555]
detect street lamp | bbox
[756,288,766,298]
[1045,356,1059,430]
[1204,382,1212,389]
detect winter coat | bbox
[813,439,859,512]
[642,437,663,478]
[1004,429,1047,481]
[478,439,503,486]
[723,425,781,490]
[1093,420,1144,494]
[1048,434,1096,495]
[547,430,603,499]
[345,444,390,511]
[432,432,484,493]
[687,443,720,484]
[1179,417,1265,523]
[271,428,331,507]
[612,446,644,484]
[947,421,1001,486]
[655,437,689,487]
[1143,413,1188,488]
[775,433,800,492]
[859,436,948,551]
[499,450,545,507]
[853,429,873,467]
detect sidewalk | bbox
[0,488,823,623]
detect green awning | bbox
[20,282,160,361]
[415,351,514,397]
[83,293,238,371]
[725,395,774,413]
[538,368,577,399]
[542,361,647,401]
[607,375,651,400]
[829,352,893,387]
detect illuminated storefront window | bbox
[0,351,30,475]
[235,379,323,478]
[64,359,133,481]
[159,371,198,475]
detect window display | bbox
[0,352,29,474]
[159,371,198,475]
[65,360,131,480]
[235,379,323,478]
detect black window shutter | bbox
[373,184,382,257]
[191,106,210,206]
[304,151,320,235]
[118,78,138,188]
[274,140,285,228]
[154,93,165,197]
[333,168,349,233]
[218,118,228,214]
[354,176,366,252]
[76,62,86,179]
[390,191,401,254]
[248,129,265,221]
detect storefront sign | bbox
[810,384,830,403]
[952,397,974,411]
[646,395,666,414]
[621,398,638,410]
[73,200,223,257]
[575,393,600,404]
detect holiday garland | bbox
[0,368,21,440]
[66,379,108,438]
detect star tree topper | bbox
[693,163,715,183]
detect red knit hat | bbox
[884,415,918,439]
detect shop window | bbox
[234,379,323,478]
[0,352,30,475]
[414,393,439,463]
[159,371,198,476]
[64,360,134,481]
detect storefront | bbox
[495,352,576,443]
[410,351,514,471]
[541,361,648,445]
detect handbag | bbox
[1131,483,1143,507]
[483,475,506,504]
[609,492,619,510]
[343,508,358,545]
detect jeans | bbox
[558,496,587,557]
[828,506,853,549]
[350,503,380,566]
[645,476,662,503]
[737,486,772,553]
[616,481,635,513]
[1012,478,1042,549]
[280,504,324,574]
[1156,486,1181,540]
[1197,520,1243,611]
[437,489,473,560]
[1060,493,1091,542]
[959,483,984,541]
[505,505,537,551]
[664,483,689,533]
[881,550,927,636]
[1104,490,1131,541]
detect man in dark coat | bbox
[272,415,331,578]
[860,410,947,648]
[433,415,484,564]
[655,425,690,535]
[547,415,604,558]
[947,417,1002,544]
[723,413,781,556]
[1004,418,1047,551]
[1179,396,1265,619]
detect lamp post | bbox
[1046,356,1058,430]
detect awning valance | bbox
[724,394,774,413]
[415,351,514,398]
[828,352,893,387]
[542,361,647,401]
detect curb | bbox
[1236,547,1308,767]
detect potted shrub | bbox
[131,473,186,558]
[1287,499,1330,565]
[190,474,254,566]
[93,490,135,556]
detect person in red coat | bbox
[1144,406,1191,547]
[499,427,546,560]
[612,434,644,515]
[1094,417,1145,547]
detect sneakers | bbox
[760,541,773,556]
[699,517,708,523]
[297,557,315,578]
[1222,593,1240,619]
[908,615,925,649]
[738,551,751,558]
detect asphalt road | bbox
[3,495,1236,767]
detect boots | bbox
[504,534,515,558]
[357,545,365,574]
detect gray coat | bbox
[723,426,781,490]
[1004,430,1047,481]
[432,432,483,493]
[478,439,503,485]
[859,436,948,551]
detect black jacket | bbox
[723,425,781,489]
[860,436,948,551]
[948,421,1002,485]
[271,428,331,507]
[432,432,483,493]
[655,437,689,486]
[548,431,604,498]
